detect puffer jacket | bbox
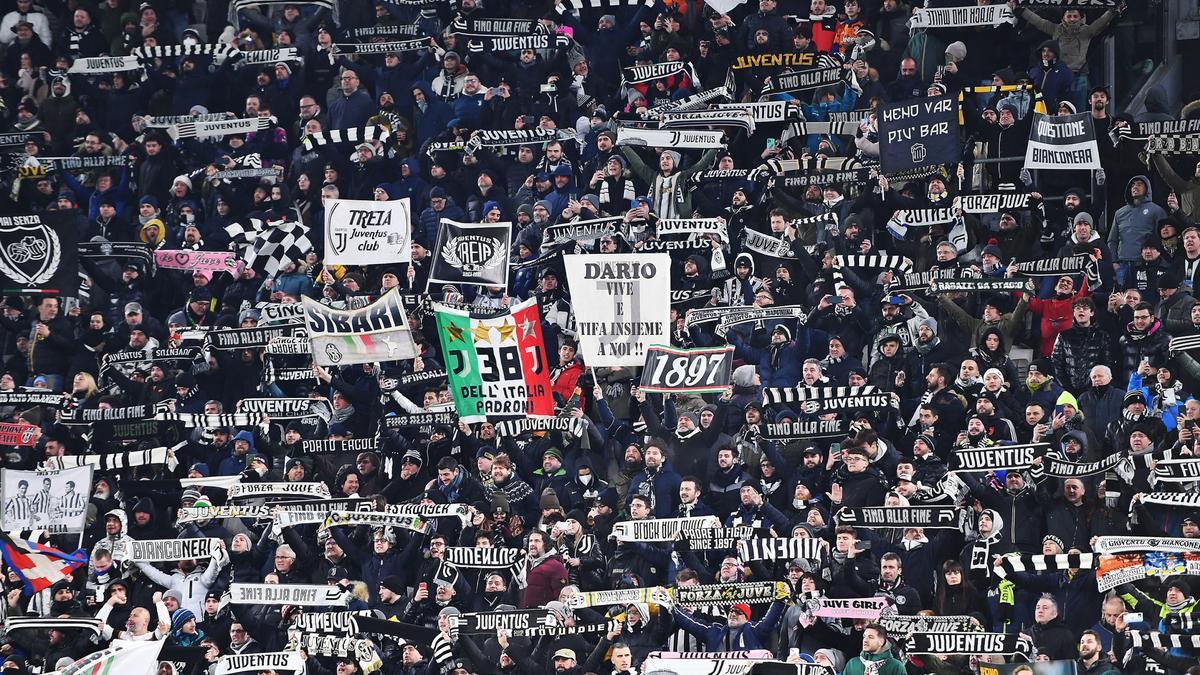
[1051,323,1112,393]
[1119,317,1172,379]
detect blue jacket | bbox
[328,87,375,130]
[730,331,824,388]
[417,199,466,247]
[412,81,453,148]
[451,91,487,129]
[1027,40,1073,108]
[626,464,683,518]
[217,430,256,476]
[672,600,785,650]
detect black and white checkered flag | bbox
[225,218,267,246]
[243,221,313,277]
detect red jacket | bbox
[1028,276,1089,357]
[520,556,568,608]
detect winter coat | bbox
[1109,175,1168,263]
[1119,317,1172,379]
[1019,9,1119,72]
[520,555,568,609]
[672,601,784,651]
[1052,323,1112,393]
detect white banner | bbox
[1024,112,1101,170]
[126,538,221,562]
[324,198,411,266]
[303,287,419,366]
[910,4,1016,28]
[1,465,92,533]
[642,658,762,675]
[616,127,725,149]
[227,482,331,501]
[562,254,672,367]
[216,652,304,675]
[611,515,720,542]
[229,583,349,606]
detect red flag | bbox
[0,532,88,593]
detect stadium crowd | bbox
[0,0,1194,674]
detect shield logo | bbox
[0,221,60,286]
[324,342,343,364]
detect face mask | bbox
[578,474,593,485]
[183,37,198,46]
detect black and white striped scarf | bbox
[463,128,573,153]
[4,617,105,635]
[154,412,265,427]
[301,125,391,150]
[43,445,181,471]
[993,553,1094,579]
[659,109,755,134]
[332,39,428,54]
[133,43,235,59]
[1130,631,1200,650]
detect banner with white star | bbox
[432,298,554,422]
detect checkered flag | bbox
[242,220,312,277]
[225,217,267,246]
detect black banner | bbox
[927,278,1029,293]
[835,506,962,528]
[906,632,1032,656]
[758,66,846,98]
[426,220,511,291]
[207,323,308,350]
[452,610,555,634]
[878,95,960,175]
[380,411,458,429]
[301,437,379,454]
[761,419,846,441]
[948,443,1047,472]
[0,212,79,295]
[640,345,734,394]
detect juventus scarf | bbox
[833,254,912,273]
[36,155,127,172]
[1139,491,1200,509]
[59,402,170,424]
[787,121,860,137]
[293,611,374,634]
[1169,334,1200,354]
[43,446,179,472]
[885,208,956,240]
[910,5,1016,29]
[132,43,233,59]
[926,278,1029,294]
[716,101,801,123]
[1093,536,1200,554]
[888,267,982,294]
[1146,135,1200,155]
[703,306,809,339]
[301,437,378,454]
[623,61,689,84]
[760,385,893,411]
[541,216,625,250]
[126,538,222,563]
[449,17,541,37]
[645,84,733,120]
[141,112,235,127]
[379,411,457,429]
[743,228,797,260]
[4,617,104,634]
[1010,255,1093,277]
[656,218,727,240]
[1039,452,1128,478]
[993,553,1095,579]
[616,127,725,149]
[228,482,330,501]
[803,596,887,620]
[746,664,835,675]
[444,546,524,572]
[672,582,787,608]
[692,169,751,185]
[1130,632,1200,650]
[957,192,1034,213]
[493,417,585,438]
[177,505,272,524]
[67,55,141,73]
[611,516,721,542]
[468,33,571,52]
[906,632,1032,656]
[154,412,266,428]
[0,392,64,406]
[166,117,270,141]
[660,110,755,134]
[332,39,428,54]
[878,615,978,640]
[387,503,468,520]
[322,511,429,533]
[567,587,675,609]
[463,128,574,154]
[737,538,824,562]
[1153,458,1200,482]
[684,526,755,551]
[948,444,1047,472]
[290,633,374,662]
[451,609,555,633]
[758,66,846,98]
[761,419,846,442]
[835,506,963,529]
[301,126,391,150]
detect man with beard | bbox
[843,552,922,615]
[1119,303,1172,379]
[624,439,683,518]
[730,324,805,388]
[962,468,1043,553]
[638,394,728,479]
[974,393,1017,443]
[131,547,229,616]
[900,318,955,400]
[1052,298,1113,394]
[705,446,746,516]
[871,292,931,355]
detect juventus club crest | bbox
[0,212,78,295]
